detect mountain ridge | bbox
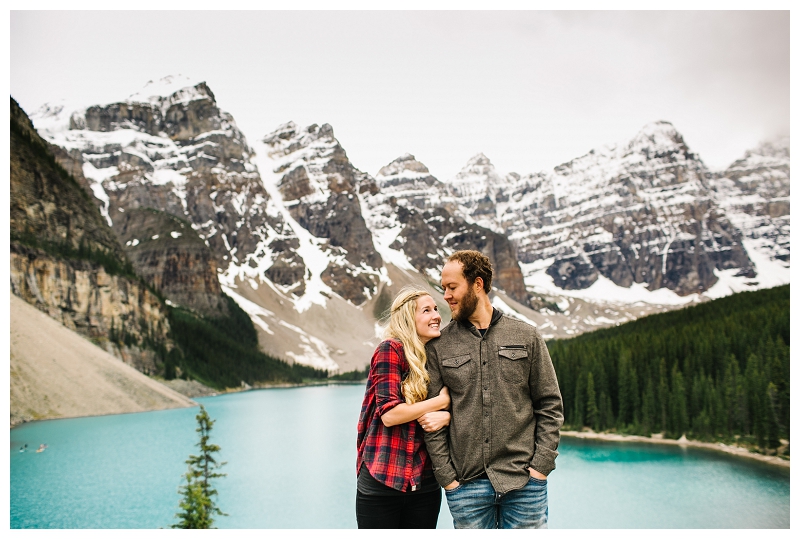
[29,78,789,374]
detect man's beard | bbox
[454,285,479,325]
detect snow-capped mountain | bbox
[34,77,286,269]
[444,153,515,233]
[30,80,531,372]
[705,137,790,297]
[31,78,353,370]
[445,122,758,297]
[29,78,789,374]
[374,153,450,211]
[363,153,530,304]
[260,121,384,305]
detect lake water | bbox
[10,384,790,528]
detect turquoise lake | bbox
[10,384,790,528]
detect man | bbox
[423,250,564,529]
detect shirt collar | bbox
[462,307,503,335]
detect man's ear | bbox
[473,276,484,293]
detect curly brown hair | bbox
[447,250,493,293]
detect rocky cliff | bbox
[11,98,125,260]
[366,153,530,305]
[448,122,755,296]
[10,244,169,374]
[709,138,790,272]
[33,76,294,316]
[11,97,171,373]
[115,207,227,318]
[262,121,383,304]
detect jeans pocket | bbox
[528,476,547,487]
[444,483,465,496]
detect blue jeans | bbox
[444,477,548,529]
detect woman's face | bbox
[415,295,442,344]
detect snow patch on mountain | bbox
[491,296,536,327]
[127,74,208,115]
[705,238,790,299]
[279,320,340,372]
[522,261,699,306]
[358,190,415,272]
[222,285,276,335]
[222,285,339,371]
[443,153,513,233]
[247,141,336,313]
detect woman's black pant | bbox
[356,488,442,529]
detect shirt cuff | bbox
[432,462,458,488]
[376,398,404,417]
[530,444,558,476]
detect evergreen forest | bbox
[548,285,789,451]
[163,294,329,389]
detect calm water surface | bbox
[10,384,790,528]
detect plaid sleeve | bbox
[374,340,406,417]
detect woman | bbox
[355,287,451,529]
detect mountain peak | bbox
[126,77,215,118]
[453,152,502,184]
[466,152,492,167]
[128,75,207,101]
[377,153,430,178]
[746,136,790,160]
[627,120,688,153]
[262,121,340,161]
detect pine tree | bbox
[766,382,781,449]
[586,372,599,431]
[174,475,215,529]
[745,353,766,447]
[173,405,227,529]
[658,359,669,434]
[670,365,688,438]
[573,385,584,430]
[641,379,656,436]
[617,351,633,427]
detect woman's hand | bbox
[437,386,450,409]
[380,386,451,427]
[418,411,450,432]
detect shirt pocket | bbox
[498,345,528,383]
[440,353,474,390]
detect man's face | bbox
[441,261,479,324]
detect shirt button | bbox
[483,361,487,365]
[485,439,489,443]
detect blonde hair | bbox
[383,286,433,405]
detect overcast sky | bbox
[10,10,789,179]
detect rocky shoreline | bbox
[561,430,790,468]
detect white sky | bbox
[10,9,790,180]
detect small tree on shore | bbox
[173,405,227,528]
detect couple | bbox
[356,250,564,529]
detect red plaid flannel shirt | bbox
[356,339,433,492]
